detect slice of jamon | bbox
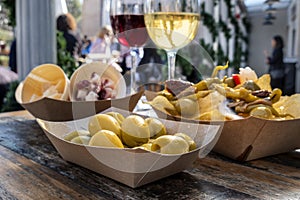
[165,79,195,97]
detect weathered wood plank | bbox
[0,116,299,199]
[0,145,107,200]
[247,159,300,180]
[192,156,300,200]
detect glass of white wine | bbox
[144,0,201,80]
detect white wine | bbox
[144,12,200,51]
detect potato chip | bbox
[273,94,300,119]
[197,91,226,115]
[196,110,226,121]
[255,74,272,91]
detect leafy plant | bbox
[200,0,251,68]
[1,0,16,27]
[1,81,23,112]
[56,31,78,78]
[200,3,218,42]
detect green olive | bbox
[70,135,91,145]
[133,143,152,151]
[141,143,152,151]
[151,135,189,154]
[63,130,91,141]
[242,80,260,91]
[224,77,236,88]
[105,112,125,125]
[88,130,124,148]
[121,115,150,147]
[194,77,222,91]
[88,114,121,137]
[145,118,167,139]
[174,133,197,151]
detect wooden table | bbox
[0,110,299,200]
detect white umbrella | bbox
[0,67,18,84]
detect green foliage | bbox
[232,36,243,70]
[0,31,79,113]
[2,0,16,27]
[66,0,82,20]
[224,0,233,18]
[200,3,218,42]
[56,31,78,78]
[200,39,215,61]
[242,16,251,33]
[200,0,251,68]
[216,43,228,65]
[219,20,231,40]
[1,81,23,112]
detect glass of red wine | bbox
[110,0,149,93]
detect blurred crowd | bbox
[0,12,166,111]
[56,13,165,83]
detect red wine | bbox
[110,14,149,47]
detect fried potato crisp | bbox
[255,74,272,91]
[273,94,300,119]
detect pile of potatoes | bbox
[63,112,197,155]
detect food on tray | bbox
[134,142,153,151]
[238,67,258,83]
[148,62,299,121]
[174,133,197,151]
[105,111,125,125]
[62,112,197,154]
[71,135,91,145]
[88,130,124,148]
[69,61,126,102]
[21,64,69,103]
[74,72,117,101]
[19,61,127,105]
[121,115,150,147]
[145,118,167,139]
[63,130,91,141]
[273,94,300,119]
[151,135,189,154]
[165,79,194,96]
[149,95,179,116]
[88,114,121,137]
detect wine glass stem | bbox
[130,48,138,93]
[167,50,177,80]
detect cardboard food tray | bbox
[36,107,222,188]
[144,90,300,161]
[15,82,143,121]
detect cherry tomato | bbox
[232,74,241,85]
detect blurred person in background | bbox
[89,26,113,55]
[8,39,17,73]
[81,35,92,58]
[264,35,285,90]
[56,13,81,57]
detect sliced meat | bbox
[165,79,194,96]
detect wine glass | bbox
[110,0,149,93]
[144,0,201,80]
